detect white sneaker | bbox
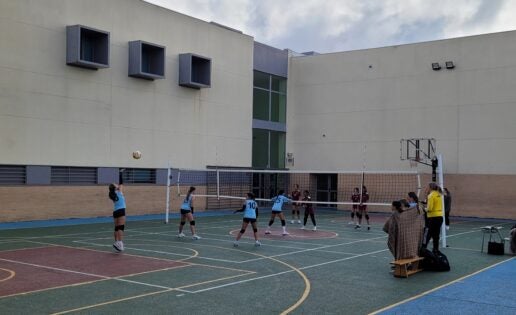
[348,221,355,225]
[192,234,201,240]
[265,230,271,235]
[233,241,239,247]
[255,241,261,247]
[282,231,289,236]
[119,241,125,251]
[312,226,317,231]
[291,220,295,224]
[300,225,305,230]
[297,220,301,224]
[178,233,185,238]
[113,241,121,252]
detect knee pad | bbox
[180,221,186,226]
[115,225,125,231]
[281,220,286,226]
[253,228,258,233]
[365,214,370,220]
[190,220,196,226]
[357,213,363,219]
[240,229,246,234]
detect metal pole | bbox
[165,161,171,224]
[216,169,220,200]
[437,154,447,248]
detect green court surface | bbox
[0,210,513,315]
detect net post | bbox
[165,161,171,224]
[437,154,447,248]
[216,168,220,200]
[176,170,181,196]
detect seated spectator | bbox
[383,200,425,260]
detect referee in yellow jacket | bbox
[425,182,444,252]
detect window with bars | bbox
[51,166,97,185]
[122,168,156,184]
[0,165,26,185]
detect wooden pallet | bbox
[390,256,424,278]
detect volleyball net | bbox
[165,168,421,223]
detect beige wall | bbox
[287,31,516,175]
[0,0,254,169]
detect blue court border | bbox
[377,257,516,315]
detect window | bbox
[122,168,156,184]
[252,71,287,123]
[179,53,211,89]
[66,25,110,69]
[51,167,97,185]
[129,40,165,80]
[252,129,285,169]
[0,165,26,185]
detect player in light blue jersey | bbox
[233,192,261,247]
[108,169,126,252]
[265,190,291,236]
[178,186,201,240]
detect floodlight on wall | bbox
[431,62,441,70]
[445,61,455,69]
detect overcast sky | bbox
[145,0,516,53]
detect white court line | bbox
[190,248,389,294]
[127,230,369,256]
[72,240,246,264]
[0,257,191,293]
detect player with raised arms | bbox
[233,192,261,247]
[178,186,201,240]
[265,189,291,236]
[108,169,126,252]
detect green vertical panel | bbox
[270,131,286,169]
[270,93,286,123]
[252,129,269,168]
[253,71,270,89]
[253,88,270,120]
[271,75,287,93]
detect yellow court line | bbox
[369,257,515,315]
[49,268,256,314]
[192,243,311,315]
[0,268,15,282]
[0,279,111,300]
[50,289,174,315]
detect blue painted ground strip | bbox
[0,211,234,230]
[380,258,516,315]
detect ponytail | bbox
[109,184,119,202]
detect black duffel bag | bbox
[420,248,451,272]
[487,241,504,255]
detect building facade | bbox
[1,0,514,221]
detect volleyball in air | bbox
[132,150,142,159]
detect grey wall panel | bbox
[26,166,51,185]
[98,167,118,184]
[254,42,288,77]
[253,119,287,132]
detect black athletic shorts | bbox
[113,208,126,218]
[272,210,282,214]
[180,209,191,215]
[243,217,257,223]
